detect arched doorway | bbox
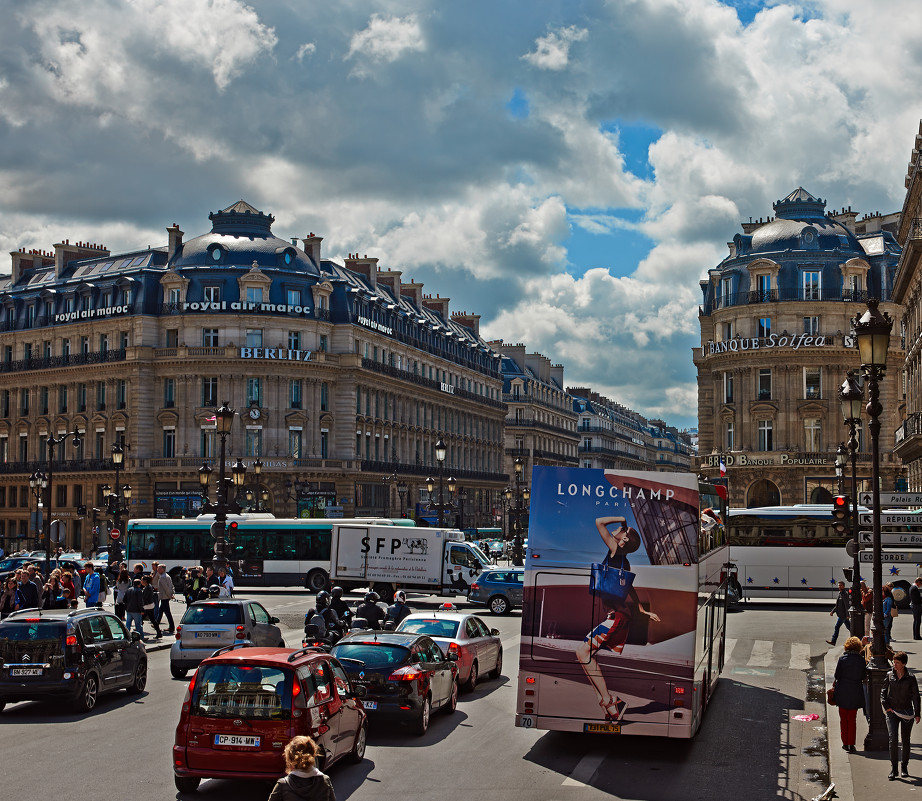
[747,479,781,508]
[810,486,833,504]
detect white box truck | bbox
[330,524,495,601]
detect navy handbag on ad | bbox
[590,561,635,606]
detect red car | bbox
[172,644,367,793]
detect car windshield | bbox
[398,618,460,638]
[191,663,292,720]
[182,604,242,625]
[468,544,491,565]
[333,642,411,667]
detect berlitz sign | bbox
[706,333,828,355]
[702,453,829,468]
[239,347,312,362]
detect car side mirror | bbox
[130,631,142,642]
[491,629,500,637]
[270,616,280,624]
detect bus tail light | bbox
[525,676,536,684]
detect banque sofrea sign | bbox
[707,333,828,355]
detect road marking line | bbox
[789,642,811,671]
[562,752,607,787]
[748,640,774,667]
[724,637,737,664]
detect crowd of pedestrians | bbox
[827,577,922,782]
[0,561,104,617]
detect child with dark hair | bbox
[267,735,336,801]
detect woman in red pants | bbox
[833,636,867,752]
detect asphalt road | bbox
[0,591,837,801]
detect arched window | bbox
[747,479,780,508]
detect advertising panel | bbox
[520,467,709,731]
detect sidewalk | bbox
[823,619,922,800]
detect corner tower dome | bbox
[170,200,319,275]
[747,187,860,255]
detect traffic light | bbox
[832,495,849,535]
[210,521,224,540]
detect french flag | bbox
[719,458,727,477]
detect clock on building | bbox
[249,407,261,420]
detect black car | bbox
[0,607,147,713]
[331,631,459,735]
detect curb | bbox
[823,648,854,801]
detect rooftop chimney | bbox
[167,223,184,262]
[344,253,378,289]
[302,233,322,266]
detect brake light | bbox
[388,665,424,682]
[182,670,198,710]
[292,681,301,698]
[447,642,460,657]
[25,618,42,622]
[525,676,536,684]
[470,583,479,592]
[175,626,182,640]
[65,634,78,646]
[236,625,245,640]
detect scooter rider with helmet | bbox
[355,590,385,630]
[315,590,344,641]
[330,586,353,627]
[385,591,412,628]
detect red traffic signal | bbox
[109,528,121,540]
[832,496,849,534]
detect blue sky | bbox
[0,0,920,430]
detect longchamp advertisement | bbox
[521,467,710,730]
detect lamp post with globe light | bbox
[839,370,865,638]
[853,299,893,751]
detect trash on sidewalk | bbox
[811,783,836,801]
[792,713,821,721]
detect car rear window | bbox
[191,663,292,720]
[332,642,411,667]
[181,604,243,625]
[0,621,66,663]
[398,618,460,638]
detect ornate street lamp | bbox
[43,427,82,573]
[425,437,456,527]
[840,370,865,638]
[853,299,892,751]
[102,441,132,573]
[29,470,47,550]
[199,403,245,571]
[396,480,408,518]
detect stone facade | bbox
[694,189,904,508]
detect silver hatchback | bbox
[169,600,284,678]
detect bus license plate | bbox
[215,734,260,747]
[584,722,620,734]
[363,700,377,710]
[11,668,43,677]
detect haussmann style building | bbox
[694,188,903,507]
[0,201,509,554]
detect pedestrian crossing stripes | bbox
[723,638,814,671]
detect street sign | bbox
[109,528,121,541]
[859,531,922,546]
[859,512,922,527]
[858,550,922,563]
[858,492,922,508]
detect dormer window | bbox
[208,245,225,263]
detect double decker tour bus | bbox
[516,467,728,737]
[125,515,415,590]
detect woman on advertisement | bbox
[575,516,661,721]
